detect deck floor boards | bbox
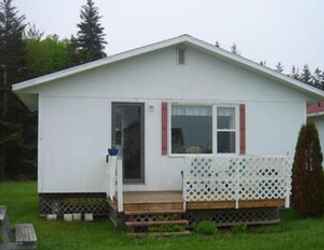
[123,191,182,204]
[115,191,284,213]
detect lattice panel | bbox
[183,156,292,202]
[39,194,110,217]
[127,213,182,223]
[185,208,280,226]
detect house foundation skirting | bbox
[185,208,280,227]
[39,193,110,218]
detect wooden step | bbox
[125,209,184,215]
[128,230,191,237]
[15,224,37,245]
[126,219,188,227]
[124,202,184,214]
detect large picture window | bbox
[171,105,212,154]
[217,107,236,153]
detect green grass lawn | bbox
[1,182,324,250]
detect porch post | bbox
[285,195,290,208]
[117,157,124,212]
[181,168,186,212]
[285,155,293,209]
[235,157,240,209]
[109,156,117,201]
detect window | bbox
[217,107,236,153]
[171,105,212,154]
[177,48,186,65]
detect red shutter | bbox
[239,104,246,155]
[161,102,168,155]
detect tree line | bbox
[217,41,324,90]
[0,0,107,180]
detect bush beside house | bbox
[291,122,324,217]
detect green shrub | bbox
[232,224,247,234]
[194,220,217,235]
[148,224,185,233]
[292,123,324,217]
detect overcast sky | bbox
[16,0,324,73]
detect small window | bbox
[217,107,236,153]
[177,48,186,65]
[171,105,212,154]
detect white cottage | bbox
[13,35,324,228]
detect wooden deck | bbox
[124,191,182,204]
[110,191,285,214]
[123,191,184,214]
[109,191,284,231]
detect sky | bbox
[16,0,324,73]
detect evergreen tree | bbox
[259,61,267,66]
[291,123,324,217]
[0,0,26,85]
[215,41,220,48]
[290,65,299,79]
[75,0,107,63]
[0,0,36,181]
[313,68,324,89]
[69,35,83,66]
[230,43,238,54]
[275,62,284,73]
[299,64,313,85]
[320,69,324,88]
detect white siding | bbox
[36,46,308,193]
[38,96,109,193]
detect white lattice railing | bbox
[182,155,293,208]
[107,156,123,212]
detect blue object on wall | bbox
[108,148,119,156]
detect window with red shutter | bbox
[239,104,246,155]
[161,102,168,155]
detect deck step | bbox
[15,224,37,245]
[126,219,188,227]
[125,209,185,215]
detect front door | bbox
[112,103,145,184]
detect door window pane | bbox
[171,105,212,154]
[112,103,144,183]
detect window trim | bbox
[168,102,240,157]
[215,105,240,155]
[168,103,214,157]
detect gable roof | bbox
[12,34,324,99]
